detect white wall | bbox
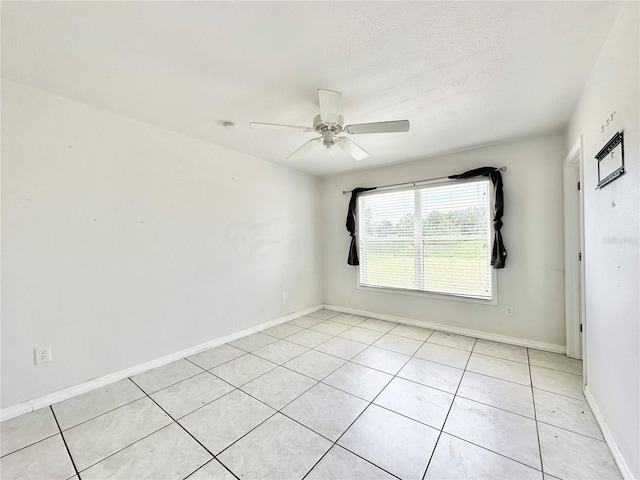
[321,132,567,347]
[568,2,639,478]
[1,80,322,409]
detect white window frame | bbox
[356,178,498,305]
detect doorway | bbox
[563,137,585,373]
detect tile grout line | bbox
[421,337,477,480]
[201,333,355,465]
[316,357,584,472]
[212,319,421,479]
[7,400,172,469]
[215,320,384,398]
[298,395,403,478]
[529,363,585,377]
[1,384,154,455]
[441,431,545,474]
[134,362,208,396]
[182,458,222,480]
[68,380,195,471]
[299,443,401,480]
[49,406,81,479]
[171,378,239,421]
[419,342,572,475]
[450,365,529,388]
[71,422,176,475]
[0,430,61,459]
[128,377,241,480]
[528,348,546,476]
[174,338,346,422]
[140,318,345,396]
[420,352,583,398]
[300,328,439,479]
[192,317,413,406]
[57,362,238,438]
[382,326,580,377]
[379,390,533,426]
[53,379,149,434]
[530,385,589,402]
[181,320,359,466]
[214,378,360,466]
[271,317,441,364]
[331,328,441,457]
[210,323,379,461]
[209,361,364,473]
[212,409,278,459]
[184,347,246,370]
[306,310,342,321]
[535,420,607,443]
[310,335,444,403]
[438,334,555,475]
[456,392,535,422]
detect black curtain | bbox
[449,167,507,268]
[346,187,376,265]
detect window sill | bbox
[356,278,498,306]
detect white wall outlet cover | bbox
[505,306,514,316]
[35,345,52,365]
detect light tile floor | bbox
[0,309,622,480]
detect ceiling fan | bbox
[250,89,410,161]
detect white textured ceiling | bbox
[2,1,622,176]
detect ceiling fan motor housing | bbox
[313,114,344,147]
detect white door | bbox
[563,137,585,362]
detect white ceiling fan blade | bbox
[250,122,312,132]
[345,120,410,134]
[336,137,369,161]
[288,138,322,160]
[318,89,342,124]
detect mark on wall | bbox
[602,236,639,245]
[227,218,290,250]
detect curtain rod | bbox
[341,166,507,195]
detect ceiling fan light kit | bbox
[250,89,410,161]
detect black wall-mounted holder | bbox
[596,131,624,189]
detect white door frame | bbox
[563,137,586,371]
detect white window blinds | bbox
[358,179,493,300]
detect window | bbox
[358,178,493,300]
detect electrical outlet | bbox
[505,306,514,317]
[35,345,52,365]
[281,292,287,302]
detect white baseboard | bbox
[584,386,636,480]
[0,403,33,423]
[1,305,322,422]
[324,304,566,354]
